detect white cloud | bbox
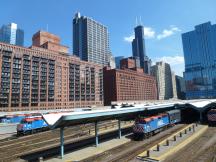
[154,55,184,65]
[144,27,155,39]
[124,25,181,42]
[124,35,134,42]
[124,27,155,42]
[157,26,181,40]
[153,55,185,76]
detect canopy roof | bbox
[43,103,175,129]
[42,99,216,129]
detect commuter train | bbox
[1,113,46,124]
[207,109,216,126]
[17,116,48,135]
[133,110,181,139]
[1,114,28,123]
[16,108,91,136]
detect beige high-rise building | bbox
[0,31,103,112]
[151,61,175,100]
[171,72,178,99]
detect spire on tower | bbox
[136,17,138,26]
[139,16,143,25]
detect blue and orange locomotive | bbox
[17,116,48,135]
[133,110,181,139]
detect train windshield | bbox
[21,120,32,124]
[135,119,147,124]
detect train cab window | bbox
[21,120,27,124]
[140,121,147,124]
[135,119,146,124]
[21,120,32,124]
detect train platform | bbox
[137,124,208,161]
[45,135,131,162]
[0,123,17,135]
[0,123,17,139]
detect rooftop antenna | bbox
[46,24,49,32]
[139,16,143,25]
[136,17,138,26]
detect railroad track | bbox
[0,120,115,146]
[164,126,216,162]
[81,124,188,162]
[0,130,88,161]
[0,123,90,147]
[0,120,133,162]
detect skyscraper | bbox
[107,53,116,69]
[73,12,111,66]
[132,25,151,74]
[171,72,178,99]
[151,62,174,100]
[115,56,124,69]
[0,23,24,46]
[182,22,216,99]
[175,75,186,99]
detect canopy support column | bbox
[60,127,64,159]
[199,111,203,122]
[95,121,98,147]
[118,119,121,139]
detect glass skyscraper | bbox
[175,75,186,99]
[115,56,124,69]
[0,23,24,46]
[182,22,216,99]
[132,25,151,74]
[73,12,111,66]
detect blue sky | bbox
[1,0,216,76]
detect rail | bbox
[137,123,205,160]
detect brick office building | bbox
[103,58,157,105]
[0,31,103,112]
[32,31,69,53]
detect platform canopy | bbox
[42,103,176,129]
[41,99,216,129]
[184,99,216,111]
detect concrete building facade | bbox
[107,52,116,69]
[104,58,157,105]
[151,62,174,100]
[171,72,178,99]
[0,32,103,112]
[73,12,112,66]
